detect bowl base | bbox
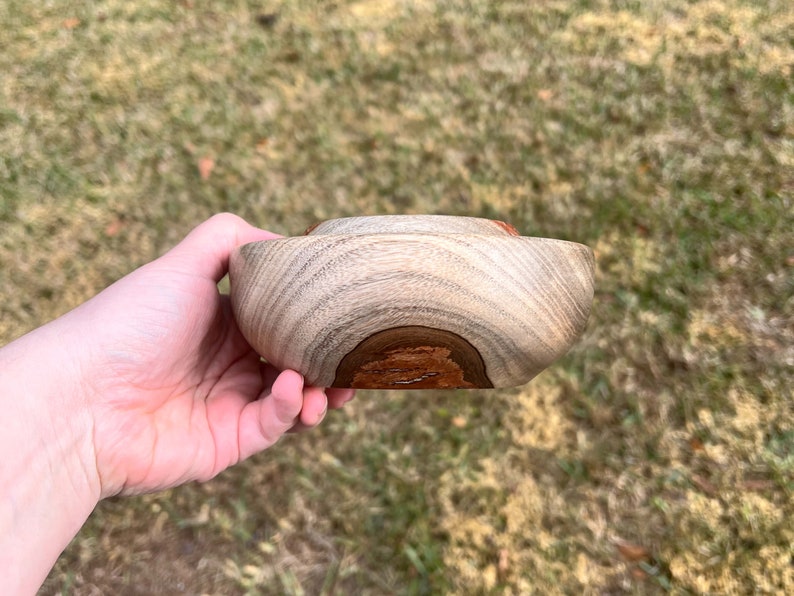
[332,325,494,389]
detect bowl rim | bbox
[233,232,593,255]
[304,214,520,235]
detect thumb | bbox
[164,213,281,282]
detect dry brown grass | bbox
[1,0,791,593]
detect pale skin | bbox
[0,214,354,595]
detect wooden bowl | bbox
[229,215,594,389]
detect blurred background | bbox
[1,0,792,593]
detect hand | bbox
[1,214,354,593]
[66,213,355,497]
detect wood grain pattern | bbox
[229,215,594,389]
[305,215,520,237]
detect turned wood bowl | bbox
[229,215,594,389]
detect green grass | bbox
[1,0,792,593]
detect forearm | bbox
[0,318,101,595]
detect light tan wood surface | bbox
[230,216,594,389]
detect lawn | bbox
[1,0,792,593]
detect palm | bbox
[73,215,351,497]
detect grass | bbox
[1,0,792,593]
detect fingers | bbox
[286,385,329,434]
[260,363,350,416]
[237,369,304,460]
[327,387,356,410]
[237,366,357,460]
[286,386,355,434]
[165,213,282,282]
[299,385,328,426]
[237,369,354,459]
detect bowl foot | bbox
[332,325,493,389]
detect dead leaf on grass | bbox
[198,156,215,181]
[631,566,649,580]
[742,479,775,492]
[104,219,124,237]
[615,540,651,562]
[691,474,718,496]
[62,17,81,29]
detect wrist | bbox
[0,316,101,593]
